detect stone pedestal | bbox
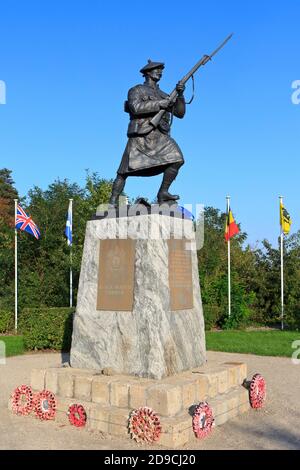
[70,211,206,379]
[27,361,250,449]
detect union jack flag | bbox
[15,204,41,239]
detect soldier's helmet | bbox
[140,59,165,75]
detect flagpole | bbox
[69,199,73,308]
[279,196,284,331]
[226,196,231,318]
[14,199,18,332]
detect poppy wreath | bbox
[11,385,34,416]
[34,390,57,420]
[249,373,266,409]
[192,401,214,439]
[128,406,162,443]
[68,404,87,428]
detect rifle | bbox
[150,33,233,129]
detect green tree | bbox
[198,206,255,329]
[0,169,18,308]
[251,234,300,328]
[17,173,113,309]
[2,168,299,330]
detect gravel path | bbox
[1,351,299,450]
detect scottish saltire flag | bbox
[15,204,41,239]
[65,201,72,246]
[177,205,195,221]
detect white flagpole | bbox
[14,199,18,332]
[69,199,73,308]
[279,196,284,331]
[226,196,231,318]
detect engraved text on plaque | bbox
[168,239,193,310]
[97,239,136,311]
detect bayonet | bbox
[150,33,233,128]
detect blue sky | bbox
[1,0,299,246]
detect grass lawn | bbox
[1,331,299,358]
[206,330,300,357]
[0,336,24,357]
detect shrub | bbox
[220,304,251,330]
[203,305,222,330]
[19,307,74,351]
[0,310,14,334]
[283,305,300,330]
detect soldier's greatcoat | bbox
[117,82,185,176]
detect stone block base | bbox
[12,360,251,449]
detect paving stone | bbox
[109,408,130,437]
[45,369,59,394]
[91,376,111,405]
[57,372,74,398]
[181,380,197,410]
[74,376,93,401]
[147,384,182,416]
[88,404,110,433]
[129,382,149,409]
[110,380,130,408]
[31,369,46,391]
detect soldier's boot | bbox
[109,175,127,207]
[157,163,182,204]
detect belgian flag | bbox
[225,208,239,241]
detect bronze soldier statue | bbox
[109,60,186,206]
[108,35,233,207]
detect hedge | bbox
[0,310,14,334]
[18,307,74,351]
[203,304,223,330]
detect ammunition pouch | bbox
[127,119,153,137]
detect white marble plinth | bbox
[70,213,206,379]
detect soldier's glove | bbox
[176,82,185,95]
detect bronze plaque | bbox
[168,239,193,310]
[97,239,136,311]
